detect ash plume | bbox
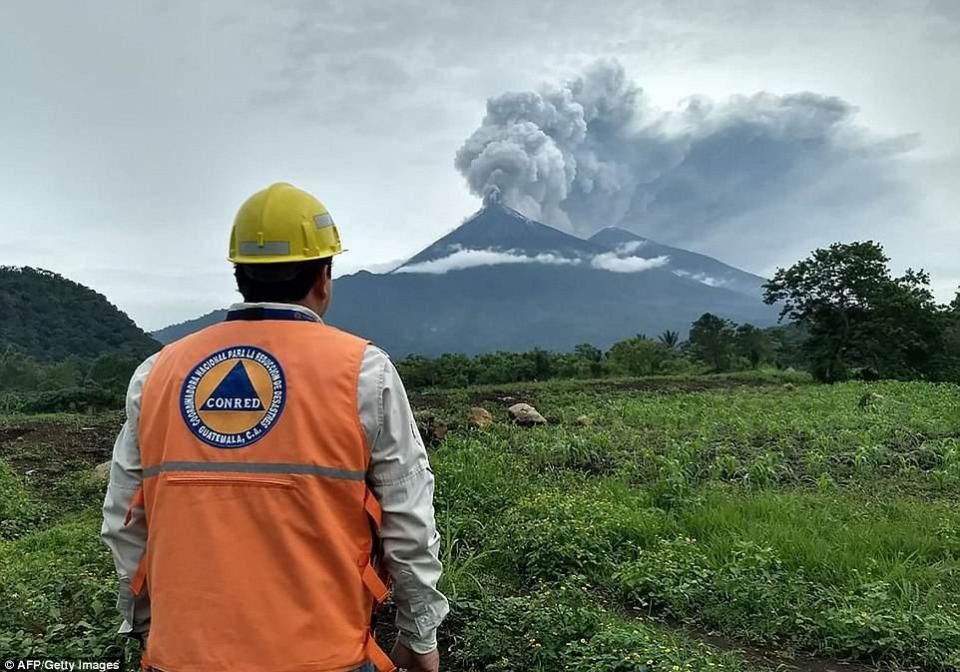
[455,60,915,257]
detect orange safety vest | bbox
[127,307,395,672]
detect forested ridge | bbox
[0,266,159,361]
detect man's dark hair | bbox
[234,258,332,303]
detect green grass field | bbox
[2,375,959,670]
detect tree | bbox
[41,356,87,391]
[866,268,947,379]
[764,242,887,381]
[764,324,809,370]
[525,348,555,381]
[574,343,602,362]
[608,337,670,376]
[658,330,680,350]
[735,324,773,369]
[688,313,737,372]
[395,355,437,388]
[433,353,476,387]
[937,289,960,380]
[0,349,41,391]
[764,241,946,382]
[85,352,143,394]
[574,343,604,377]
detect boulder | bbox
[575,415,592,426]
[468,407,493,429]
[508,403,547,426]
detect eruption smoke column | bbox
[455,60,911,250]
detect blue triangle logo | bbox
[201,362,265,412]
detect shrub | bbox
[614,534,960,667]
[452,581,743,672]
[0,463,46,539]
[500,486,671,583]
[0,516,126,658]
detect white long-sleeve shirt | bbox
[100,302,449,654]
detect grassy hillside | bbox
[2,375,959,670]
[0,266,159,361]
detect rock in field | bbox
[508,403,547,426]
[468,407,493,429]
[575,415,592,426]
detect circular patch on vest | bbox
[180,346,286,449]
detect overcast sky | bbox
[2,0,957,330]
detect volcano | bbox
[153,203,777,355]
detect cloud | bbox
[591,253,669,273]
[455,60,918,260]
[396,244,669,275]
[616,240,646,254]
[673,269,726,287]
[394,248,582,274]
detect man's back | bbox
[136,312,384,671]
[102,303,449,672]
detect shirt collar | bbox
[227,302,324,324]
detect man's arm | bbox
[100,354,158,639]
[359,346,449,654]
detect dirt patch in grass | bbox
[412,375,800,412]
[0,425,37,442]
[0,414,121,493]
[605,377,791,394]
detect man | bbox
[101,182,448,672]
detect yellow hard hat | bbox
[229,182,344,264]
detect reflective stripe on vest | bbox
[142,460,366,481]
[136,314,395,672]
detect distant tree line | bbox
[0,350,142,414]
[395,320,807,389]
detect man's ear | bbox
[311,271,327,301]
[314,262,333,300]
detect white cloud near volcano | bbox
[615,240,646,254]
[394,248,582,274]
[673,269,727,287]
[591,253,669,273]
[395,246,670,275]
